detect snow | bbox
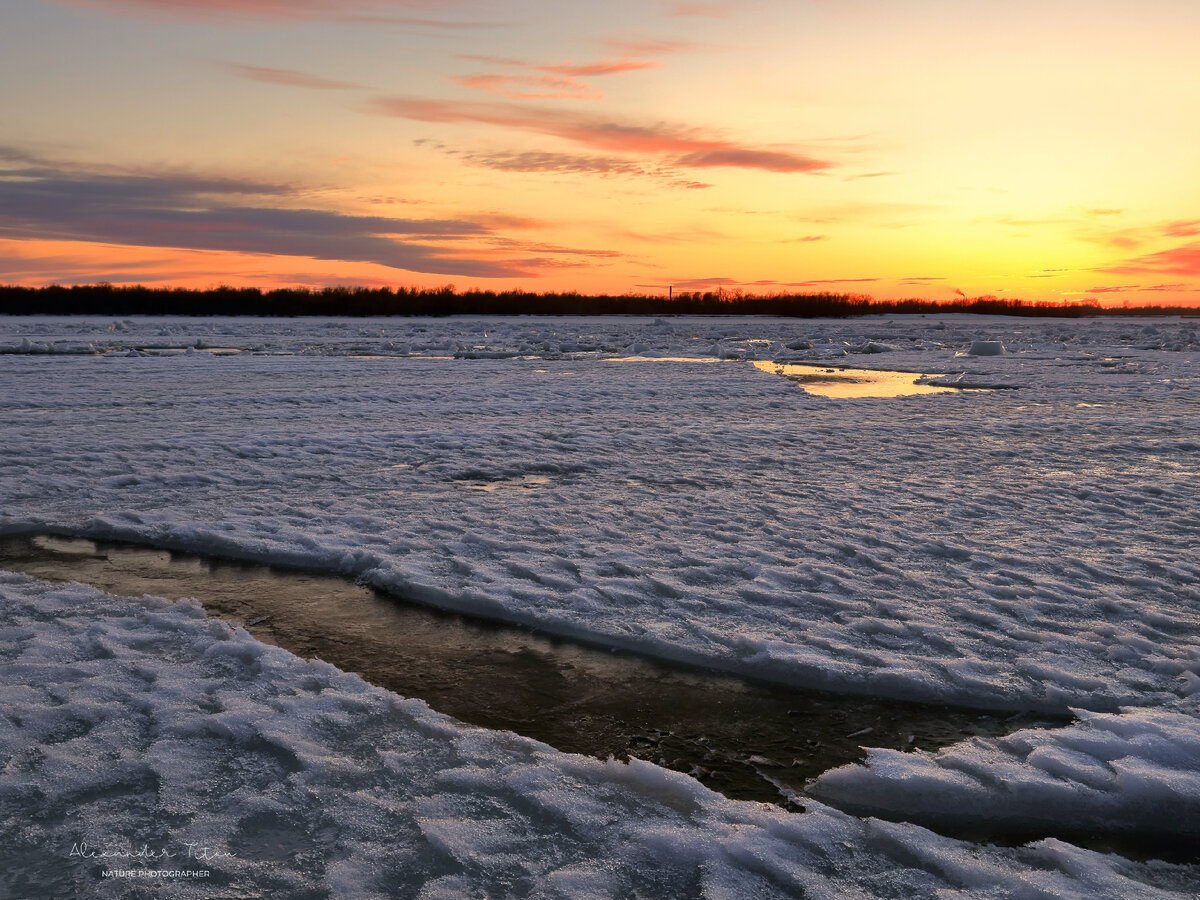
[3,573,1196,897]
[811,706,1200,839]
[2,313,1199,895]
[967,339,1006,356]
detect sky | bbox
[2,0,1199,305]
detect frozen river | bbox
[2,313,1198,897]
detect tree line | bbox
[0,283,1192,318]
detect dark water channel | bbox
[1,534,1061,811]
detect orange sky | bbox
[2,0,1198,305]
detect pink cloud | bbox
[1082,283,1190,294]
[226,64,362,90]
[450,57,658,103]
[456,150,713,189]
[601,37,703,56]
[459,150,651,176]
[662,276,878,290]
[371,97,832,173]
[451,73,601,101]
[458,55,660,77]
[1101,241,1200,277]
[1164,220,1200,238]
[784,278,878,286]
[668,3,736,16]
[675,148,826,173]
[541,59,660,76]
[56,0,499,26]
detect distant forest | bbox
[0,283,1195,318]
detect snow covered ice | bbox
[1,313,1199,897]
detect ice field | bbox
[1,313,1198,897]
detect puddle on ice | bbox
[752,362,965,399]
[602,357,984,398]
[0,534,1065,811]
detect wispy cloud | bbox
[784,277,878,287]
[56,0,503,27]
[371,97,833,173]
[666,3,737,17]
[0,150,542,278]
[794,202,935,227]
[453,148,709,188]
[460,55,660,77]
[226,64,363,90]
[600,36,705,56]
[0,242,186,285]
[543,59,660,76]
[458,150,654,177]
[449,55,659,102]
[1100,241,1200,277]
[1079,283,1190,294]
[450,73,601,101]
[1164,220,1200,238]
[665,276,877,289]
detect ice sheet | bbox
[2,313,1198,895]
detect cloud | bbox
[453,149,710,189]
[460,150,652,176]
[448,56,658,101]
[0,152,537,278]
[675,148,826,173]
[542,59,660,76]
[783,277,878,286]
[0,242,185,284]
[1164,220,1200,238]
[371,97,832,173]
[601,36,703,56]
[460,55,660,77]
[1101,241,1200,277]
[226,64,363,90]
[1079,283,1190,294]
[55,0,503,27]
[667,3,736,16]
[451,73,602,101]
[664,276,877,289]
[484,237,623,260]
[793,202,935,227]
[670,276,743,288]
[844,171,896,181]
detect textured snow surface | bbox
[811,707,1200,837]
[2,574,1196,898]
[2,313,1199,895]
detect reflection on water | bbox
[603,356,973,398]
[753,362,960,398]
[0,534,1062,811]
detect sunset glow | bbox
[3,0,1199,304]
